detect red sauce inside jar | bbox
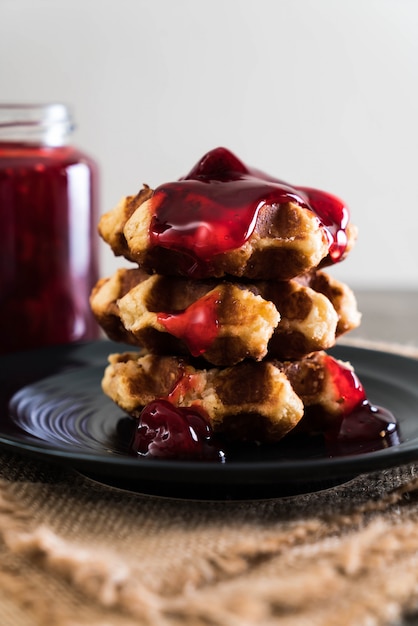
[150,147,349,274]
[0,143,99,353]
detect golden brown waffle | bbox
[102,351,304,442]
[98,187,357,280]
[295,269,361,337]
[98,186,153,261]
[102,350,359,443]
[90,268,151,347]
[90,269,360,365]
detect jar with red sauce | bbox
[0,103,99,354]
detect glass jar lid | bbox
[0,103,74,146]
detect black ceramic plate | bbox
[0,341,417,499]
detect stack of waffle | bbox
[91,149,362,445]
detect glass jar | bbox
[0,103,100,353]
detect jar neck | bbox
[0,103,74,147]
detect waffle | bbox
[90,268,360,365]
[98,186,153,261]
[295,270,361,337]
[102,351,303,442]
[99,187,357,280]
[90,270,280,365]
[90,268,151,347]
[102,350,361,443]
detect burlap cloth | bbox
[0,339,418,626]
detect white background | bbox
[1,0,417,289]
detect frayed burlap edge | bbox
[1,473,418,625]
